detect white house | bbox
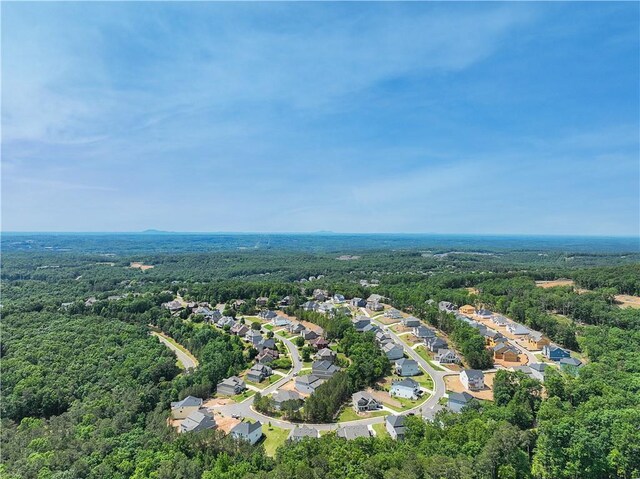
[460,369,484,391]
[390,378,421,399]
[385,415,406,440]
[230,421,263,445]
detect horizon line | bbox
[2,230,639,240]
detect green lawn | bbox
[414,346,446,371]
[262,425,290,456]
[337,407,386,423]
[414,373,434,390]
[385,393,431,412]
[263,324,274,331]
[372,422,389,438]
[230,390,256,402]
[244,375,280,389]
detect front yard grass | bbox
[337,407,386,423]
[230,390,256,402]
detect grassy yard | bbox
[230,390,256,402]
[244,375,280,390]
[263,324,274,331]
[385,393,431,412]
[414,346,446,371]
[414,373,434,390]
[337,407,386,423]
[372,422,389,438]
[262,425,290,456]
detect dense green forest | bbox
[2,238,639,479]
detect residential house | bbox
[390,378,421,399]
[230,323,249,337]
[361,322,379,334]
[245,330,263,346]
[483,329,505,347]
[295,374,324,394]
[438,301,457,313]
[350,298,366,308]
[527,331,551,349]
[476,308,493,318]
[271,315,290,327]
[491,315,509,326]
[256,297,269,307]
[435,349,460,364]
[395,358,420,376]
[216,376,246,396]
[333,294,346,303]
[460,369,484,391]
[272,390,303,410]
[560,357,582,371]
[230,421,263,445]
[162,299,182,312]
[543,344,571,361]
[426,337,448,352]
[413,325,435,339]
[337,425,371,440]
[506,322,530,336]
[385,415,406,440]
[313,289,327,301]
[302,301,318,312]
[217,316,236,329]
[353,317,372,333]
[256,348,279,364]
[375,330,393,346]
[384,308,403,320]
[459,305,476,315]
[278,296,292,307]
[310,337,329,350]
[402,316,421,327]
[171,396,203,419]
[287,322,305,334]
[288,426,319,441]
[257,337,276,353]
[448,391,475,413]
[367,294,385,303]
[207,309,223,323]
[315,347,336,362]
[367,301,384,311]
[179,409,217,433]
[258,309,277,320]
[302,329,319,341]
[493,343,520,362]
[246,364,272,383]
[312,360,341,379]
[382,342,405,361]
[352,391,382,412]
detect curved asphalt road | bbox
[152,331,199,371]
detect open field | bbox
[130,262,154,270]
[535,279,575,288]
[615,294,640,309]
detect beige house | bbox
[170,396,203,420]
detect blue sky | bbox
[2,2,639,235]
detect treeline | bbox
[304,331,391,422]
[422,307,494,369]
[572,264,640,295]
[291,308,353,341]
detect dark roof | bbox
[462,369,484,380]
[171,396,203,408]
[231,421,262,436]
[386,415,405,427]
[448,391,474,403]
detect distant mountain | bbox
[141,229,174,234]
